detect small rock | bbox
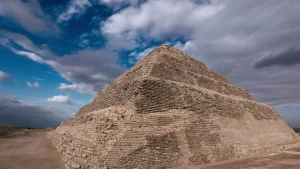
[71,163,81,169]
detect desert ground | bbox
[175,134,300,169]
[175,148,300,169]
[0,127,64,169]
[0,126,299,169]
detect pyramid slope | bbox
[48,45,299,169]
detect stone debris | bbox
[47,44,300,169]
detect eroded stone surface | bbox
[47,45,299,169]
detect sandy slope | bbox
[0,129,64,169]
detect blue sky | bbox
[0,0,300,128]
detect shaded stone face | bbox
[47,45,299,169]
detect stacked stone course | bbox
[48,44,299,169]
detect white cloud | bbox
[0,32,124,95]
[99,0,137,5]
[0,31,56,59]
[129,46,157,61]
[58,83,97,95]
[136,46,157,60]
[59,83,77,90]
[57,0,92,23]
[33,82,40,87]
[33,77,45,81]
[102,0,223,40]
[0,33,49,64]
[104,34,138,50]
[10,48,45,63]
[47,95,73,105]
[129,41,197,63]
[27,81,40,88]
[99,0,142,10]
[51,50,123,94]
[101,0,222,51]
[0,0,58,34]
[0,71,10,81]
[173,40,198,58]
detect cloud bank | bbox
[0,0,58,34]
[57,0,92,23]
[47,95,74,105]
[0,96,69,128]
[0,31,125,95]
[27,81,40,88]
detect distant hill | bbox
[293,128,300,133]
[0,124,19,137]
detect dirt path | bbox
[0,129,64,169]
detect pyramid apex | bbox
[157,44,179,51]
[159,44,171,48]
[150,44,185,56]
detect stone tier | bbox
[76,80,139,116]
[151,45,230,84]
[79,77,272,119]
[135,78,279,120]
[148,62,253,100]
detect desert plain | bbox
[0,125,64,169]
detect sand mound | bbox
[0,124,20,137]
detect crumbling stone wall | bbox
[77,80,141,117]
[118,132,181,169]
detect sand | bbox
[0,124,21,137]
[173,152,300,169]
[173,133,300,169]
[0,128,64,169]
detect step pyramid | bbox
[48,44,299,169]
